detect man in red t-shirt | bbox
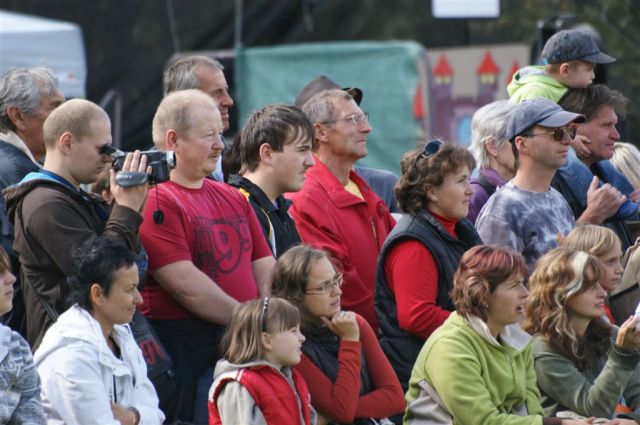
[139,89,274,424]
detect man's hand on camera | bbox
[110,150,150,213]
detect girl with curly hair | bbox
[524,247,640,423]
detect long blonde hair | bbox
[523,248,610,370]
[561,224,620,259]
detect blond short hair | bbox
[611,142,640,190]
[42,99,108,148]
[151,89,219,149]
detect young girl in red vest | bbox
[208,297,314,425]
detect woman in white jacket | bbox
[34,236,164,425]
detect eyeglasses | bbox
[321,112,369,126]
[261,297,269,332]
[523,127,576,142]
[304,273,344,295]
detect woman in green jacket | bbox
[524,247,640,424]
[404,245,594,425]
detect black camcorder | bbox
[100,145,176,187]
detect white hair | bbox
[468,100,516,169]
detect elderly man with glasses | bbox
[476,97,592,272]
[288,88,396,332]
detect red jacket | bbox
[209,364,312,425]
[288,159,396,331]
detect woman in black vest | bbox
[375,140,482,391]
[271,245,405,425]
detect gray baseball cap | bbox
[507,98,585,140]
[542,29,615,65]
[295,76,363,108]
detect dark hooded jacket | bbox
[3,171,142,348]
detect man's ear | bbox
[58,132,74,154]
[6,106,26,131]
[314,123,329,145]
[165,130,178,151]
[514,136,528,155]
[259,143,273,166]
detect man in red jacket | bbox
[289,89,396,331]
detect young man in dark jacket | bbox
[228,103,314,257]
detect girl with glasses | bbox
[376,141,482,391]
[208,297,312,425]
[271,245,404,425]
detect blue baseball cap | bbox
[507,98,585,140]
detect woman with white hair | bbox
[467,100,517,224]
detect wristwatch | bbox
[129,406,141,425]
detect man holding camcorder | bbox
[4,98,149,348]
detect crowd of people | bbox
[1,27,640,425]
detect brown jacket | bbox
[3,172,142,348]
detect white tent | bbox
[0,9,86,98]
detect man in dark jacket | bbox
[228,103,314,257]
[0,66,64,335]
[553,85,637,248]
[3,99,148,348]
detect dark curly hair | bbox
[396,142,475,215]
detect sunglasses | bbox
[524,127,576,142]
[415,139,444,164]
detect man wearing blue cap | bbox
[476,97,594,271]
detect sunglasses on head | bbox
[417,139,444,161]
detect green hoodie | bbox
[404,312,546,425]
[507,65,568,103]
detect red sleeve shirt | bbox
[295,315,404,423]
[383,240,451,339]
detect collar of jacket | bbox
[228,174,291,214]
[37,305,135,376]
[467,314,531,351]
[305,157,373,208]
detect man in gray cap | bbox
[476,97,590,271]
